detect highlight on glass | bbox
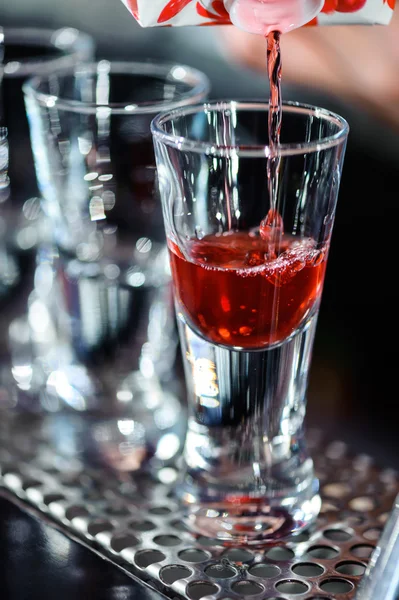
[152,100,349,543]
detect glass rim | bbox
[151,100,350,158]
[1,27,94,78]
[22,60,211,115]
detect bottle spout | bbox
[121,0,396,28]
[224,0,324,35]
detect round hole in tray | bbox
[321,501,339,513]
[265,547,295,561]
[135,549,166,569]
[378,512,389,524]
[149,506,172,515]
[204,564,237,579]
[87,519,114,536]
[21,479,42,491]
[65,505,90,520]
[42,467,59,475]
[379,468,398,483]
[363,528,382,541]
[110,533,139,552]
[160,565,193,585]
[1,465,21,475]
[231,581,264,596]
[179,548,211,563]
[353,454,373,470]
[153,534,181,547]
[83,489,103,502]
[248,564,281,578]
[306,545,339,559]
[323,529,353,542]
[59,474,81,487]
[104,504,130,517]
[222,548,254,563]
[349,497,376,512]
[335,561,366,576]
[186,581,219,600]
[275,579,310,595]
[322,483,351,499]
[338,512,365,526]
[320,578,354,594]
[325,441,347,460]
[350,544,375,559]
[43,493,66,505]
[129,519,156,532]
[119,482,137,497]
[289,531,311,543]
[291,562,325,577]
[170,519,188,532]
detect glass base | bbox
[179,476,321,545]
[176,314,321,544]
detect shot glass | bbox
[21,61,209,469]
[152,101,349,542]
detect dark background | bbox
[1,0,398,466]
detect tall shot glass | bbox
[152,101,349,543]
[21,61,209,470]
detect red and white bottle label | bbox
[121,0,395,27]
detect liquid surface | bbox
[169,231,327,349]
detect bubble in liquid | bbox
[245,250,265,267]
[308,248,326,266]
[239,326,253,336]
[218,328,231,340]
[289,259,306,274]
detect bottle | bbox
[121,0,395,28]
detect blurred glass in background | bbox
[15,60,209,472]
[0,27,94,367]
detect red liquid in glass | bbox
[169,231,327,350]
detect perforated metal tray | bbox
[0,413,397,600]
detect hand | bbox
[220,8,399,129]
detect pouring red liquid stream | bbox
[260,30,283,258]
[167,30,318,351]
[168,20,329,351]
